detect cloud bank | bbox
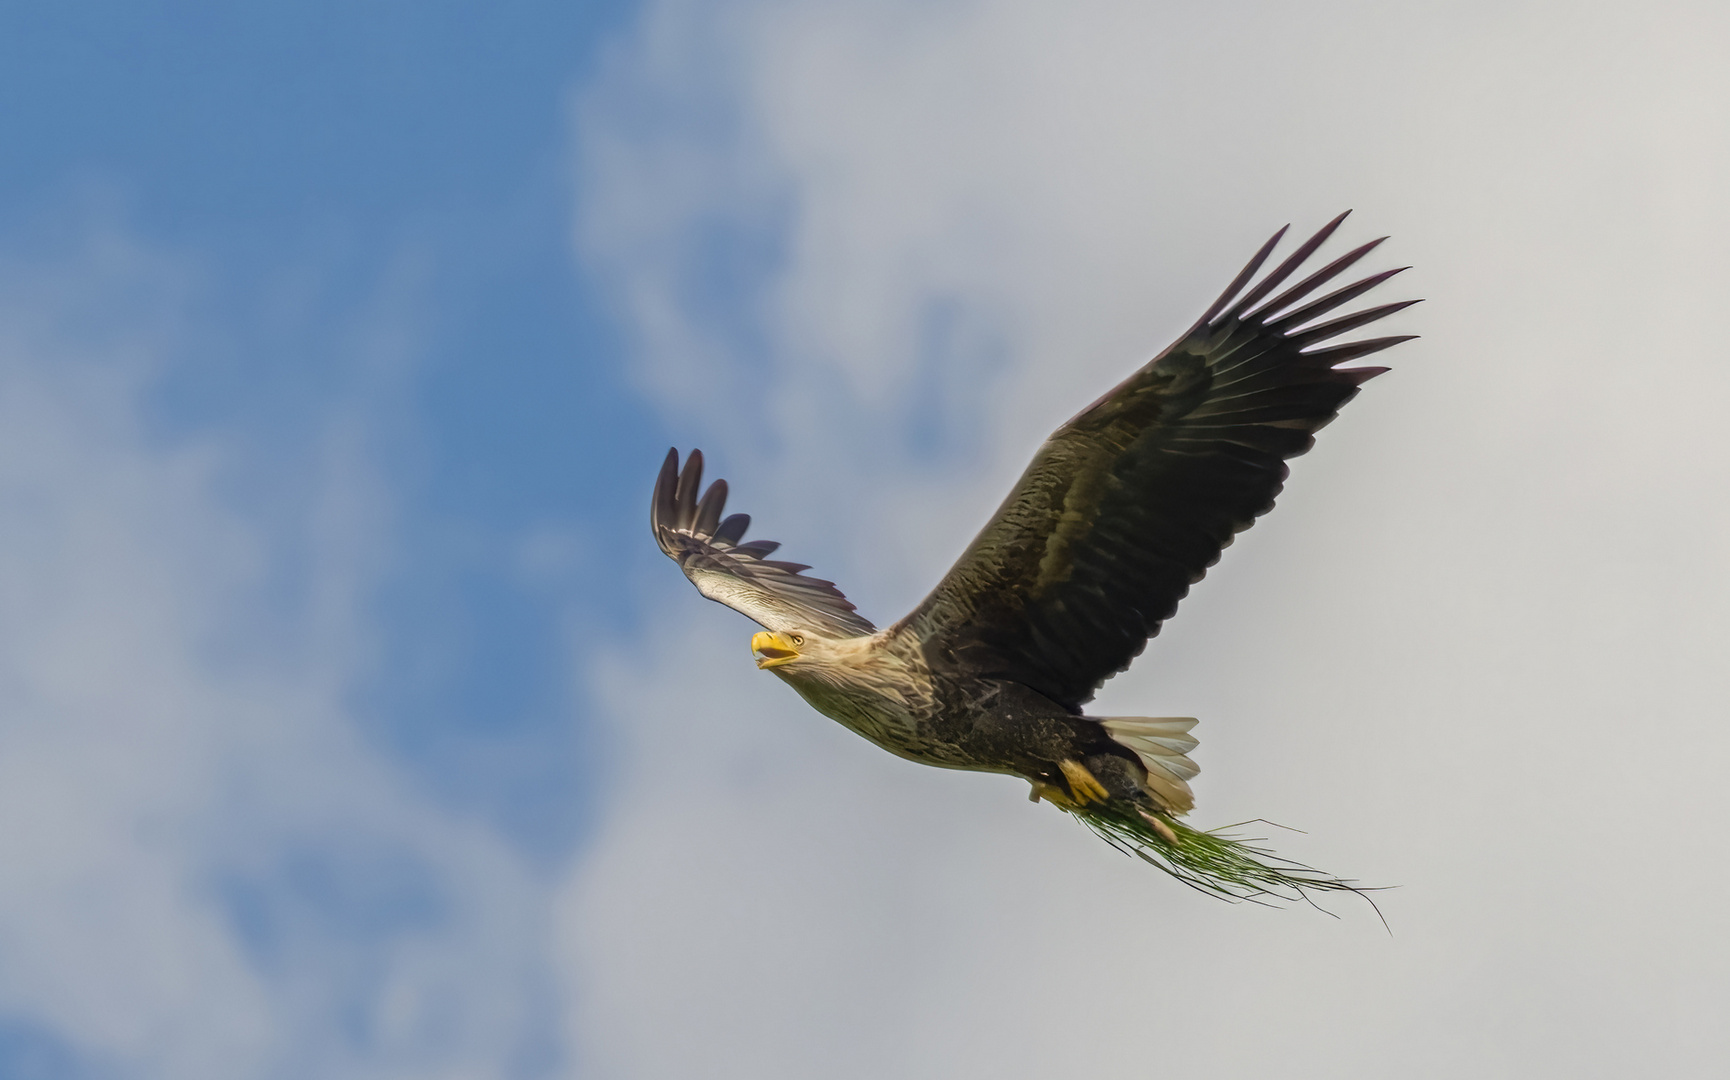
[568,2,1730,1077]
[0,228,558,1079]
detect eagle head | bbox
[751,630,805,669]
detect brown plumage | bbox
[651,213,1415,902]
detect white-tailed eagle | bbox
[652,213,1414,901]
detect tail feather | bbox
[1101,717,1200,814]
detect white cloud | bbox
[569,1,1730,1076]
[0,228,557,1078]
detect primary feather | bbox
[651,448,876,638]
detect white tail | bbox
[1101,717,1200,815]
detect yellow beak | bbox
[752,631,800,669]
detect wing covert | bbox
[651,449,876,637]
[894,213,1416,709]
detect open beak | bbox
[752,630,800,669]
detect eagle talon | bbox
[1028,778,1067,804]
[1058,759,1111,807]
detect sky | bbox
[1,1,1727,1078]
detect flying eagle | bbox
[651,213,1414,901]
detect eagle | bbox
[651,213,1414,902]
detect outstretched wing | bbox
[895,212,1416,710]
[652,448,876,637]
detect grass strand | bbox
[1074,801,1386,920]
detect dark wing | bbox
[652,448,876,637]
[894,212,1416,710]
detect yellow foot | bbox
[1058,759,1111,807]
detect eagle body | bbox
[763,631,941,761]
[766,632,1139,802]
[652,214,1415,902]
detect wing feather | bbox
[892,214,1416,709]
[651,449,876,637]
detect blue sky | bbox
[2,0,652,858]
[0,3,647,1075]
[4,2,1730,1078]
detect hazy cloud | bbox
[569,1,1730,1076]
[0,226,558,1079]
